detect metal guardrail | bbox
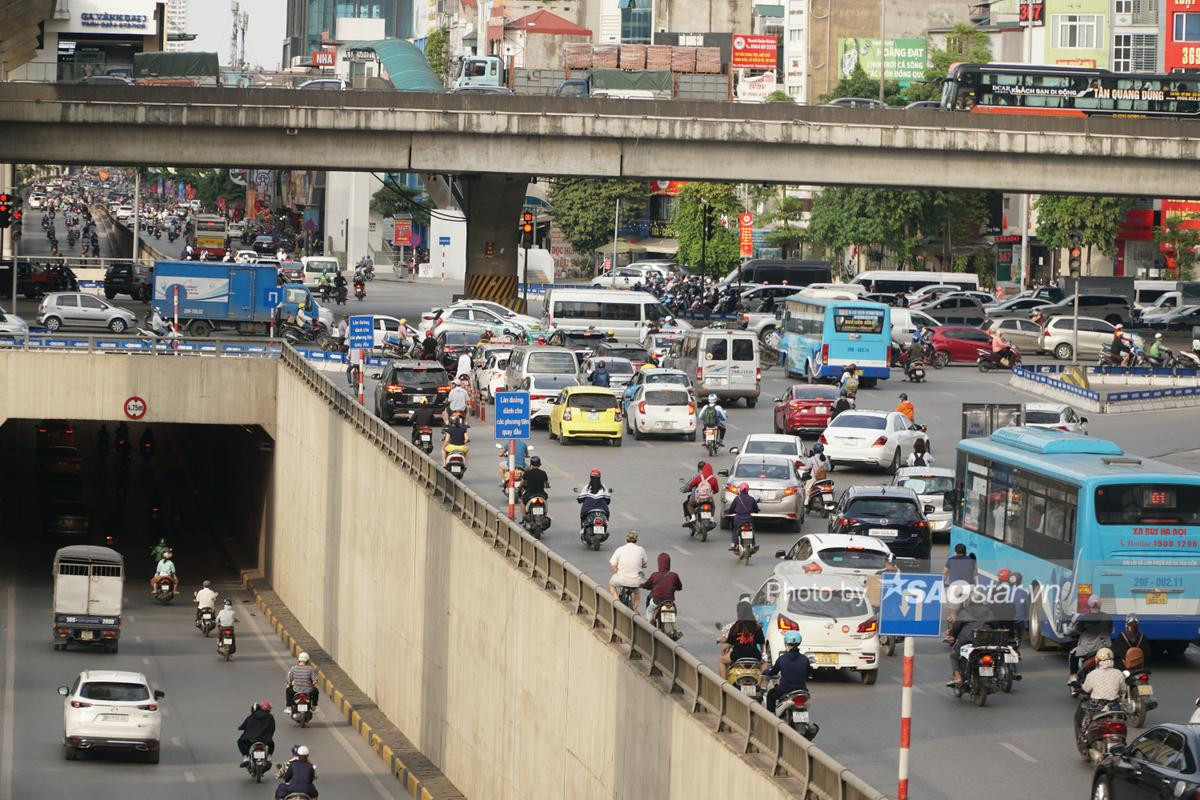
[274,345,885,800]
[0,333,284,357]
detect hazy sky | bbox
[189,0,287,71]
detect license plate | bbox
[791,710,810,723]
[296,704,308,713]
[421,434,431,442]
[704,430,716,440]
[660,612,676,623]
[814,406,828,414]
[700,511,713,520]
[588,412,600,420]
[740,684,757,696]
[98,714,127,722]
[202,613,213,620]
[1138,684,1155,696]
[1146,591,1167,605]
[253,752,266,760]
[822,493,833,503]
[413,396,428,404]
[869,528,898,538]
[80,630,94,640]
[533,506,544,515]
[1005,653,1019,664]
[812,653,838,665]
[593,523,604,532]
[710,377,727,385]
[978,666,994,676]
[740,530,754,541]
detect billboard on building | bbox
[731,34,778,70]
[838,38,927,83]
[1166,0,1200,72]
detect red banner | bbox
[738,212,754,258]
[312,50,336,67]
[731,34,778,70]
[393,218,413,246]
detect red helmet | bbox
[997,568,1012,583]
[259,699,272,712]
[739,482,750,492]
[589,469,601,477]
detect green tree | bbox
[145,168,243,209]
[763,195,808,258]
[371,181,430,226]
[819,62,905,106]
[765,90,794,103]
[1033,194,1133,253]
[425,28,449,84]
[1155,214,1200,280]
[808,187,940,267]
[669,183,743,277]
[547,179,648,262]
[905,24,992,102]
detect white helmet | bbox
[1155,332,1163,339]
[707,393,717,404]
[298,652,309,663]
[296,745,310,757]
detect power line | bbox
[370,172,463,222]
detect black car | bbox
[103,261,153,302]
[373,360,451,423]
[435,331,479,373]
[1093,723,1200,799]
[827,485,933,561]
[251,235,277,255]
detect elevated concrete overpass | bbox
[0,340,884,800]
[1,83,1198,196]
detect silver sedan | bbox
[718,454,805,532]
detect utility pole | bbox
[878,0,886,106]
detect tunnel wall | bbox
[268,362,802,800]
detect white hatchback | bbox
[625,384,696,439]
[776,533,893,577]
[819,410,929,473]
[1023,402,1088,434]
[59,670,164,762]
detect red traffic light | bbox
[522,211,533,223]
[1070,247,1082,258]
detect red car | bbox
[772,384,840,435]
[927,325,992,366]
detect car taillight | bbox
[385,384,404,393]
[1056,425,1069,431]
[818,433,828,445]
[782,486,798,496]
[837,517,858,527]
[696,366,703,380]
[437,385,451,392]
[725,484,738,494]
[858,618,878,634]
[1076,583,1093,613]
[870,436,888,447]
[756,367,762,381]
[914,520,928,529]
[777,615,799,631]
[803,563,822,574]
[434,317,442,327]
[821,343,829,365]
[70,700,91,708]
[138,703,158,711]
[687,403,695,414]
[980,653,993,666]
[638,401,646,414]
[886,345,891,364]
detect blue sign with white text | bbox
[879,573,943,638]
[438,236,451,246]
[494,391,530,440]
[348,316,374,350]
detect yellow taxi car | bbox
[548,386,624,446]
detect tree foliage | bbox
[548,179,647,261]
[145,168,243,208]
[371,181,430,226]
[425,28,449,84]
[763,196,807,258]
[1155,214,1200,280]
[669,183,743,277]
[819,62,904,106]
[765,90,794,103]
[1033,194,1133,253]
[905,25,992,102]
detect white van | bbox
[672,328,761,406]
[888,307,941,342]
[1134,280,1180,309]
[544,288,689,338]
[300,256,342,288]
[851,270,980,295]
[804,282,867,297]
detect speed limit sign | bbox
[124,396,147,420]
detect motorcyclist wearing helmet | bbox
[497,438,529,486]
[150,536,171,564]
[193,579,218,627]
[1079,646,1127,734]
[803,444,829,502]
[681,460,719,526]
[441,412,470,468]
[608,530,648,607]
[519,455,550,520]
[1149,332,1167,362]
[1113,614,1147,670]
[839,364,860,397]
[765,631,811,712]
[1067,594,1113,691]
[274,744,318,799]
[720,599,765,679]
[215,598,238,655]
[945,592,996,687]
[727,483,759,551]
[237,699,276,766]
[590,360,611,388]
[604,329,618,342]
[150,548,178,595]
[285,652,319,713]
[699,394,726,443]
[577,469,612,528]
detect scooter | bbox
[1122,668,1157,727]
[703,425,721,457]
[727,658,765,703]
[773,688,819,741]
[1178,339,1200,369]
[290,693,313,728]
[580,507,610,551]
[651,601,683,641]
[805,480,836,517]
[197,608,215,637]
[951,632,1021,707]
[734,523,757,565]
[354,282,366,301]
[217,627,236,661]
[154,577,175,604]
[414,426,434,454]
[522,496,550,539]
[976,347,1021,372]
[904,359,926,382]
[1075,698,1127,764]
[246,741,272,782]
[445,450,467,479]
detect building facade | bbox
[165,0,187,52]
[8,0,165,82]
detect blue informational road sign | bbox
[494,391,530,440]
[438,235,451,246]
[348,315,374,350]
[879,573,944,638]
[265,289,280,306]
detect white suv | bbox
[58,670,164,762]
[1041,316,1144,361]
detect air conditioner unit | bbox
[1115,13,1133,25]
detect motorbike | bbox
[580,507,610,551]
[727,658,765,703]
[976,346,1021,373]
[414,426,434,454]
[905,359,926,382]
[500,462,524,497]
[362,265,375,281]
[217,627,236,661]
[1189,696,1200,724]
[522,496,550,539]
[773,688,818,741]
[279,323,335,351]
[1121,668,1157,727]
[154,577,175,604]
[805,479,836,517]
[290,693,313,728]
[703,425,721,457]
[951,630,1021,707]
[734,523,757,565]
[1178,340,1200,369]
[445,450,467,479]
[382,335,408,359]
[688,497,716,542]
[1075,698,1127,764]
[650,601,683,640]
[335,286,348,306]
[354,282,366,301]
[246,741,272,782]
[198,608,215,637]
[1148,348,1183,370]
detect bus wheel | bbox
[1028,590,1050,652]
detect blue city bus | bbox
[953,427,1200,652]
[779,295,891,384]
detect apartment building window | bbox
[1112,34,1156,71]
[620,0,651,45]
[1053,14,1103,49]
[789,28,804,42]
[1115,0,1131,12]
[1175,12,1200,42]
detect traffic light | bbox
[1068,234,1082,275]
[521,211,533,236]
[0,194,11,229]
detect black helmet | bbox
[696,460,707,470]
[811,443,824,454]
[530,455,541,466]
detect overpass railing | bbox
[0,333,283,357]
[276,344,886,800]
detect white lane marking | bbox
[134,636,143,643]
[672,545,693,557]
[0,582,15,800]
[170,737,182,747]
[141,657,151,665]
[619,511,637,522]
[240,598,397,799]
[183,771,197,782]
[1000,742,1038,763]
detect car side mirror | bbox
[1079,416,1089,424]
[775,549,787,559]
[1107,743,1127,757]
[498,360,508,369]
[772,397,782,403]
[924,504,936,515]
[154,689,165,699]
[370,372,382,380]
[729,446,740,455]
[717,469,729,477]
[57,686,69,696]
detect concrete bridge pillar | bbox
[461,173,528,314]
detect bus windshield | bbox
[1095,483,1200,526]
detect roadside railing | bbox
[0,333,283,357]
[276,344,886,800]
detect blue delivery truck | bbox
[151,261,328,338]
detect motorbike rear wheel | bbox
[973,681,988,706]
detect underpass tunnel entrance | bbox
[0,418,273,584]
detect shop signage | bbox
[1019,0,1045,27]
[731,34,778,70]
[393,217,413,246]
[80,12,149,30]
[311,50,336,67]
[838,38,927,83]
